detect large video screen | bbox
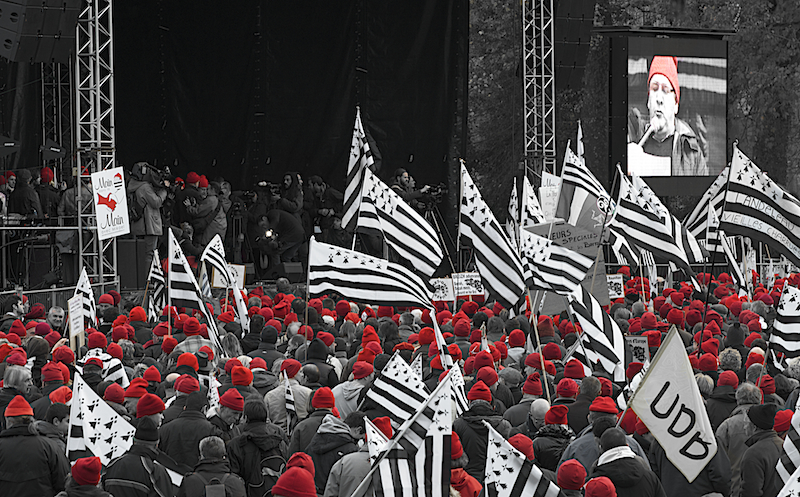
[626,37,727,177]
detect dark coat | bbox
[240,333,261,355]
[707,385,738,432]
[161,394,188,425]
[248,343,285,370]
[55,478,114,497]
[503,398,534,428]
[178,458,247,497]
[287,409,328,456]
[158,409,221,468]
[453,401,512,485]
[0,386,28,430]
[566,392,594,435]
[305,417,358,494]
[0,424,70,497]
[589,454,666,497]
[8,183,43,217]
[532,424,575,471]
[649,437,731,497]
[227,421,287,496]
[741,429,784,497]
[303,339,339,388]
[103,443,173,497]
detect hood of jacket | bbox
[192,458,233,474]
[462,402,506,431]
[339,380,366,402]
[709,385,737,403]
[239,421,286,452]
[252,370,278,389]
[746,428,780,447]
[535,424,575,440]
[307,338,329,360]
[593,455,645,488]
[313,414,355,452]
[318,414,351,436]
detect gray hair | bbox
[695,374,713,396]
[47,306,64,316]
[199,436,226,460]
[719,348,742,371]
[580,376,602,399]
[248,296,262,309]
[3,365,30,391]
[736,382,762,405]
[222,333,243,360]
[746,363,765,384]
[630,302,646,318]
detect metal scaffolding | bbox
[522,0,556,175]
[41,62,73,182]
[75,0,117,291]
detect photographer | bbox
[248,209,305,278]
[183,178,227,246]
[304,175,344,243]
[389,168,430,209]
[128,162,168,260]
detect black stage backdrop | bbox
[114,0,463,192]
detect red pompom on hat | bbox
[136,393,165,418]
[718,370,739,388]
[558,459,587,491]
[545,404,569,425]
[312,387,336,409]
[71,456,102,487]
[468,380,492,402]
[523,373,543,396]
[590,396,619,414]
[373,416,393,439]
[232,366,254,386]
[143,365,161,383]
[281,358,302,378]
[219,389,245,411]
[177,352,199,372]
[353,361,374,380]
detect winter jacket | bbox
[451,468,483,497]
[0,423,69,497]
[8,183,43,217]
[128,178,167,236]
[707,385,738,432]
[324,446,372,497]
[716,403,758,497]
[566,392,595,435]
[161,394,188,425]
[264,377,312,434]
[533,424,575,471]
[158,409,221,468]
[306,414,358,494]
[740,429,784,497]
[649,436,731,497]
[55,478,114,497]
[248,342,285,370]
[227,421,288,497]
[251,369,279,396]
[187,192,227,245]
[453,401,512,485]
[331,379,367,419]
[304,339,340,388]
[503,396,535,428]
[588,447,666,497]
[240,332,261,354]
[178,458,247,497]
[103,442,173,497]
[557,426,650,472]
[288,409,329,456]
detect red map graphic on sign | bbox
[97,193,117,211]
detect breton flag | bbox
[342,107,376,232]
[612,169,699,279]
[199,263,213,299]
[719,145,800,267]
[145,250,166,323]
[778,466,800,497]
[685,166,729,254]
[412,377,451,497]
[777,397,800,485]
[74,267,97,327]
[201,234,249,331]
[168,229,222,350]
[308,238,433,309]
[459,163,525,307]
[772,285,800,358]
[484,422,563,497]
[356,168,444,277]
[608,227,640,267]
[631,327,717,482]
[67,372,135,465]
[520,230,592,295]
[366,418,416,497]
[411,354,423,381]
[284,370,298,436]
[449,364,469,417]
[567,286,625,381]
[718,230,747,289]
[508,177,519,226]
[77,348,130,388]
[521,175,546,226]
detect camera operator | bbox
[175,171,203,225]
[183,177,227,246]
[36,167,61,220]
[8,169,42,218]
[128,162,168,260]
[390,168,430,208]
[248,209,305,278]
[304,175,345,243]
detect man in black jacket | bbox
[240,315,264,354]
[287,387,337,456]
[305,411,362,494]
[227,399,287,496]
[567,376,600,435]
[707,371,739,432]
[8,169,43,217]
[302,337,339,388]
[178,436,246,497]
[104,417,174,497]
[158,392,220,468]
[248,325,284,369]
[588,428,666,497]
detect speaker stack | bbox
[0,0,81,64]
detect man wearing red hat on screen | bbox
[0,395,69,496]
[628,55,707,177]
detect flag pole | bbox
[698,229,721,358]
[527,288,551,404]
[589,164,620,296]
[167,228,173,333]
[561,295,591,370]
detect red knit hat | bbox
[143,365,161,383]
[537,316,554,337]
[219,389,244,411]
[104,383,125,403]
[556,378,578,398]
[271,467,317,497]
[718,370,739,388]
[174,374,200,394]
[418,327,435,345]
[231,366,254,386]
[5,395,32,416]
[523,373,543,396]
[564,359,585,379]
[353,361,374,380]
[286,452,315,477]
[106,343,123,360]
[136,393,165,417]
[599,377,613,397]
[590,396,619,414]
[699,353,718,372]
[626,362,644,381]
[508,433,534,460]
[585,476,618,497]
[640,312,657,331]
[183,317,201,336]
[775,410,794,432]
[758,374,776,396]
[177,352,199,371]
[468,380,492,402]
[98,293,114,305]
[477,366,498,386]
[312,387,336,409]
[249,357,267,371]
[72,456,102,486]
[451,431,464,459]
[87,332,107,350]
[745,332,762,347]
[545,404,569,425]
[53,346,75,364]
[558,459,587,491]
[41,362,63,383]
[281,359,302,378]
[161,336,178,354]
[373,416,393,439]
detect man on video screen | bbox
[628,56,708,176]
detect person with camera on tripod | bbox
[128,162,168,261]
[305,175,345,245]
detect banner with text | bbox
[92,167,130,240]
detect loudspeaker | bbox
[0,0,80,64]
[118,238,150,290]
[269,262,304,283]
[27,244,53,288]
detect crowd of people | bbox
[0,267,795,497]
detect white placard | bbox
[68,294,85,353]
[625,335,650,364]
[539,172,561,222]
[212,263,245,289]
[430,278,455,302]
[91,167,130,240]
[452,272,484,297]
[607,274,624,299]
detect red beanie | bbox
[542,342,562,360]
[556,378,578,398]
[174,374,200,394]
[523,373,543,396]
[451,431,464,459]
[281,359,302,378]
[640,312,657,331]
[585,476,618,497]
[286,452,315,478]
[87,332,107,350]
[104,383,125,404]
[177,352,199,372]
[626,362,644,381]
[161,336,178,354]
[418,327,435,346]
[758,374,776,396]
[136,393,165,417]
[53,346,75,364]
[590,397,619,414]
[98,294,114,305]
[699,353,718,372]
[106,343,123,360]
[353,361,374,380]
[71,456,102,486]
[41,362,63,383]
[312,387,336,409]
[477,367,498,387]
[373,416,393,439]
[666,308,684,328]
[775,410,794,432]
[508,433,534,460]
[718,370,739,388]
[454,320,471,338]
[474,350,494,370]
[183,317,201,336]
[143,365,161,383]
[564,359,585,379]
[231,366,254,386]
[537,316,554,337]
[468,380,492,402]
[219,389,245,411]
[745,331,762,347]
[5,395,32,416]
[558,459,587,491]
[545,404,569,425]
[508,329,525,348]
[271,467,317,497]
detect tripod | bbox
[423,204,457,274]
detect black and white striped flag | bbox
[77,349,130,388]
[200,234,249,330]
[308,238,433,309]
[168,229,222,350]
[521,176,546,226]
[719,145,800,268]
[413,378,451,497]
[484,422,564,497]
[74,267,97,327]
[459,163,525,307]
[777,397,800,484]
[520,230,592,295]
[67,372,135,465]
[685,166,729,254]
[342,107,375,232]
[145,250,166,323]
[508,177,519,226]
[567,286,626,381]
[283,370,298,436]
[366,418,417,497]
[357,168,443,277]
[772,285,800,358]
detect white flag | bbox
[631,327,717,482]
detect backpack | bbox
[128,189,145,223]
[249,452,286,497]
[195,473,231,497]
